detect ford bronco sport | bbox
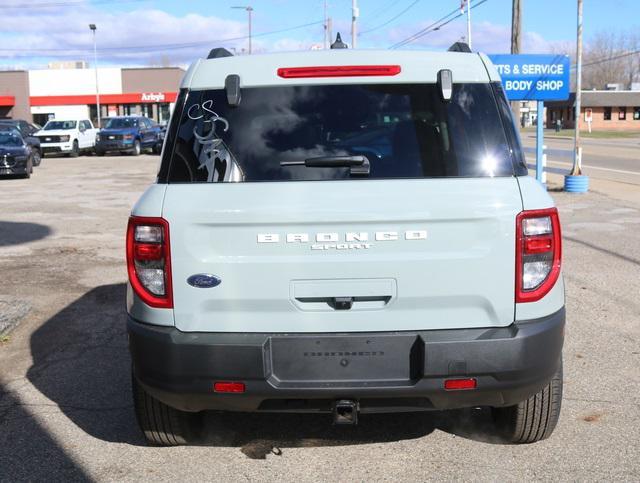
[126,44,565,446]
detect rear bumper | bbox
[128,308,565,413]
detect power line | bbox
[389,0,489,50]
[388,4,461,49]
[581,49,640,68]
[0,20,324,55]
[360,0,421,35]
[364,0,400,20]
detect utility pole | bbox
[328,17,333,46]
[89,23,100,129]
[464,0,472,49]
[232,6,253,54]
[323,0,329,49]
[511,0,522,122]
[351,0,359,48]
[572,0,583,175]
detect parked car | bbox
[0,129,34,178]
[126,45,565,446]
[0,119,42,166]
[95,116,163,156]
[35,119,97,157]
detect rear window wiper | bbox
[280,155,370,176]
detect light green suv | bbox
[126,43,564,446]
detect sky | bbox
[0,0,638,70]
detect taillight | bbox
[516,208,562,303]
[126,216,173,308]
[277,65,401,78]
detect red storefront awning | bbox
[30,92,177,106]
[0,95,15,107]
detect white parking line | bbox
[525,157,640,176]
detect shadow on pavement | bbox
[27,284,142,446]
[27,284,503,455]
[565,235,640,266]
[0,386,90,480]
[0,221,51,247]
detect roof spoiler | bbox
[207,48,234,59]
[448,42,472,53]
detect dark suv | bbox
[0,120,41,166]
[95,116,163,156]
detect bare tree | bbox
[582,31,640,89]
[146,54,174,68]
[551,29,640,90]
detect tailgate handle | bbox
[295,295,392,310]
[332,297,353,310]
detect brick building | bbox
[546,90,640,131]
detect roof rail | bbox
[448,42,472,53]
[207,48,234,59]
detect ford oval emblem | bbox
[187,274,222,288]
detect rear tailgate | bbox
[163,177,522,333]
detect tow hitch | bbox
[333,399,358,425]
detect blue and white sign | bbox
[488,54,570,101]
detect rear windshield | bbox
[164,83,515,183]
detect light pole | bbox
[89,23,101,128]
[232,6,253,54]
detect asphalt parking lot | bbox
[0,155,639,481]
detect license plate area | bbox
[267,334,423,388]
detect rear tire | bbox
[95,149,105,157]
[492,360,563,444]
[132,373,201,446]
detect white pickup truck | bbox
[35,119,98,157]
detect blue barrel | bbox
[564,175,589,193]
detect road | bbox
[0,155,639,481]
[521,134,640,185]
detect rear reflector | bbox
[213,381,246,393]
[444,378,477,390]
[277,65,401,78]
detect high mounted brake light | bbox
[277,65,401,78]
[516,208,562,303]
[126,216,173,308]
